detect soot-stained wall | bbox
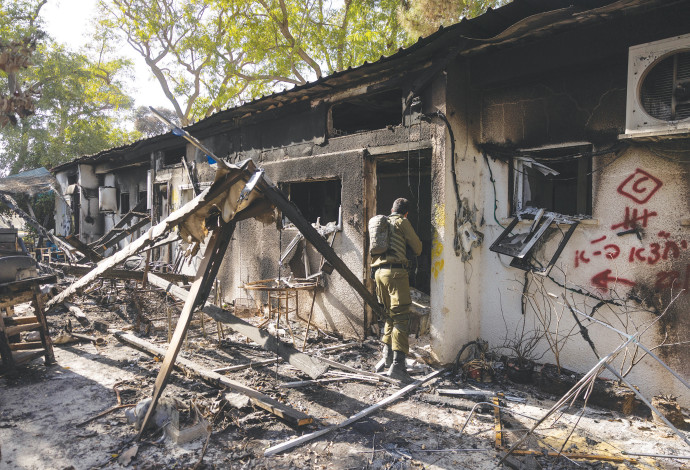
[448,24,690,405]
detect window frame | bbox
[511,143,593,217]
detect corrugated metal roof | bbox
[51,0,673,172]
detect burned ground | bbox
[1,279,688,470]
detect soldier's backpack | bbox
[368,215,391,255]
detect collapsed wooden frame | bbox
[48,158,385,436]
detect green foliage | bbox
[0,3,138,174]
[399,0,510,39]
[100,0,410,125]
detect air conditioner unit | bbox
[624,33,690,138]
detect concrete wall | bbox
[53,171,71,237]
[213,121,436,338]
[439,30,690,404]
[77,164,101,244]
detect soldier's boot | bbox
[374,343,393,373]
[388,350,414,384]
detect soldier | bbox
[371,198,422,383]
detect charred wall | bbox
[460,14,690,404]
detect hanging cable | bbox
[482,151,505,229]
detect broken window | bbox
[283,179,341,225]
[120,192,130,214]
[490,207,579,275]
[330,88,402,136]
[512,143,592,216]
[163,147,185,167]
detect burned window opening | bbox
[119,192,130,214]
[490,207,579,275]
[283,179,341,226]
[512,144,592,217]
[138,191,147,207]
[163,147,185,167]
[330,88,402,136]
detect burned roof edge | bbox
[51,0,668,173]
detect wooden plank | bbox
[10,341,43,350]
[5,323,41,337]
[258,180,383,319]
[0,310,15,369]
[96,217,151,253]
[114,332,312,427]
[33,279,56,365]
[57,264,193,283]
[213,357,280,373]
[46,169,246,308]
[64,301,90,327]
[137,221,236,439]
[2,316,38,326]
[64,235,103,262]
[264,368,445,456]
[89,199,147,249]
[147,273,328,380]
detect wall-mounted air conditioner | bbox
[624,33,690,138]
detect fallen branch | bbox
[264,368,446,456]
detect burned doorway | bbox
[376,149,432,294]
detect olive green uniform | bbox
[371,213,422,354]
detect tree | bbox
[0,1,138,174]
[134,105,179,137]
[99,0,408,126]
[398,0,510,39]
[0,0,45,127]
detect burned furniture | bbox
[490,207,580,275]
[0,274,56,371]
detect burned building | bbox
[52,0,690,406]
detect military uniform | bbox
[371,213,422,354]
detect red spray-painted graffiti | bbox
[616,168,663,204]
[570,168,688,294]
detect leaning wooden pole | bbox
[137,220,236,439]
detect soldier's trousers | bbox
[374,266,411,354]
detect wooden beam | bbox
[137,221,236,439]
[57,264,193,284]
[95,217,151,253]
[115,331,313,426]
[258,180,383,318]
[89,199,147,249]
[64,235,103,262]
[147,273,328,380]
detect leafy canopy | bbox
[0,0,138,174]
[100,0,409,125]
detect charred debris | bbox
[0,156,688,469]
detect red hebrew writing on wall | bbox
[570,168,688,294]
